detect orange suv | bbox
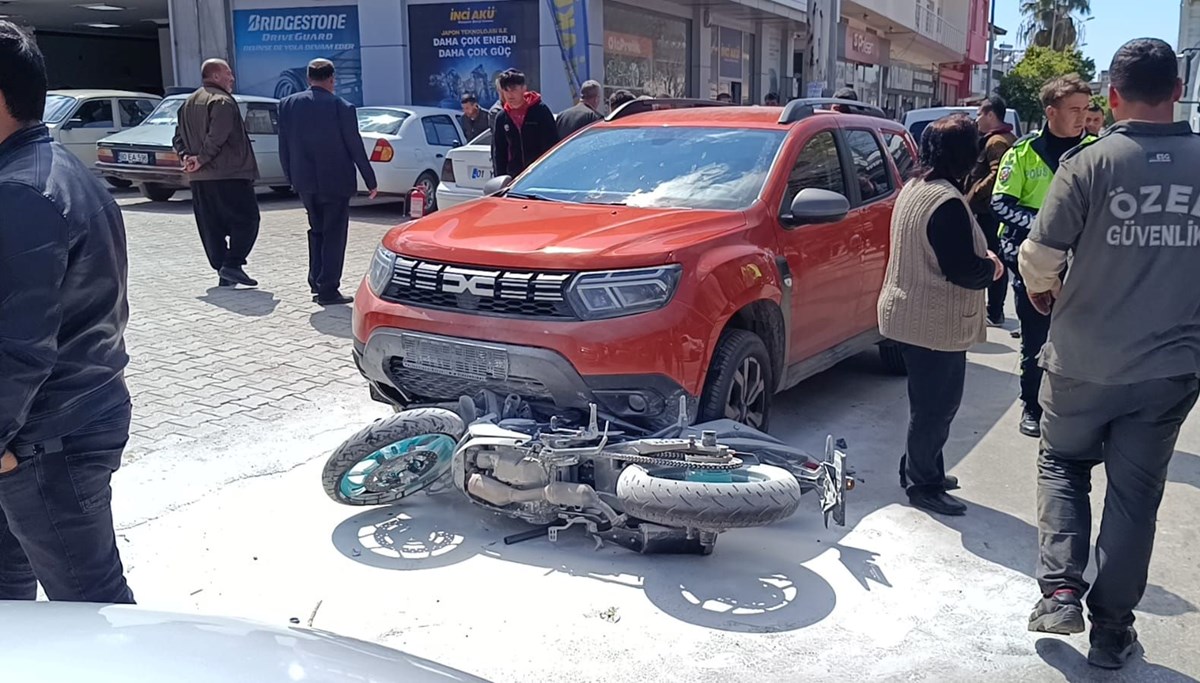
[352,99,917,432]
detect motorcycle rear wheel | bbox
[322,408,464,506]
[616,464,802,529]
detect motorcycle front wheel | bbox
[321,408,464,506]
[616,464,803,529]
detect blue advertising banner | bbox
[408,1,540,109]
[232,6,363,105]
[718,27,743,80]
[548,0,589,102]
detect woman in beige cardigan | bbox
[877,114,1005,517]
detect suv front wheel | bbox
[698,329,774,431]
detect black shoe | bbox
[218,277,236,287]
[1088,626,1139,670]
[1028,589,1086,634]
[907,491,967,516]
[1020,410,1042,438]
[316,293,353,306]
[218,266,258,287]
[987,313,1004,327]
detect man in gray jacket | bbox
[173,59,260,288]
[1019,37,1200,669]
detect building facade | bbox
[166,0,811,112]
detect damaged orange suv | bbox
[352,99,916,432]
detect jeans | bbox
[0,401,135,603]
[300,193,352,297]
[1013,274,1050,415]
[898,343,967,494]
[191,179,261,272]
[1037,373,1199,628]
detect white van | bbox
[902,106,1024,142]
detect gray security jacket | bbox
[1020,121,1200,385]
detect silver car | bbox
[1,601,489,683]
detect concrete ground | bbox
[108,190,1199,682]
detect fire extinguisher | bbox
[409,185,426,219]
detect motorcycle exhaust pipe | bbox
[467,474,620,525]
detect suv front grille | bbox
[385,358,552,400]
[380,256,576,319]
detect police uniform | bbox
[1018,120,1200,637]
[990,129,1095,432]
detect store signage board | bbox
[232,6,363,105]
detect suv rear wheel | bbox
[698,329,773,431]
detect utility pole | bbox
[826,0,842,97]
[984,0,997,94]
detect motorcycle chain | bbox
[594,450,744,471]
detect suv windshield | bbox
[44,95,77,124]
[508,126,786,210]
[142,97,187,125]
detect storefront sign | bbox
[232,6,362,105]
[408,1,540,109]
[718,27,742,80]
[839,23,889,67]
[548,0,590,101]
[605,31,654,59]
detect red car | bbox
[352,99,917,431]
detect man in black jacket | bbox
[0,21,134,603]
[555,80,603,139]
[278,59,377,306]
[492,69,558,178]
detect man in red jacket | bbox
[491,69,558,178]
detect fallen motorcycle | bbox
[322,394,851,555]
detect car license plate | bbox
[400,334,508,381]
[469,166,490,181]
[116,151,151,165]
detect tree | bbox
[1090,93,1114,126]
[998,47,1096,126]
[1019,0,1092,52]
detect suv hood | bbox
[385,198,748,269]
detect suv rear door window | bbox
[884,133,918,181]
[781,131,845,213]
[846,130,893,203]
[244,103,279,134]
[423,115,460,146]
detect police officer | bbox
[1019,38,1200,670]
[991,75,1095,438]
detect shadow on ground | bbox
[309,306,354,339]
[1035,637,1198,682]
[1169,451,1200,490]
[197,287,279,317]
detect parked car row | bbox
[48,89,468,207]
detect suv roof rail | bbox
[778,98,886,124]
[607,98,732,121]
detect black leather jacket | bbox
[0,125,130,452]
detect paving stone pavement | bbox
[117,190,404,465]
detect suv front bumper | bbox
[355,328,697,431]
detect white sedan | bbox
[355,105,467,214]
[435,129,494,210]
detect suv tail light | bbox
[370,139,394,163]
[441,157,455,183]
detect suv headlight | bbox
[566,265,682,320]
[367,244,397,295]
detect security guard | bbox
[1019,38,1200,671]
[991,75,1095,438]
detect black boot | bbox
[1020,408,1041,438]
[218,266,258,287]
[1088,626,1139,670]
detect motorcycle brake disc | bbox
[364,449,441,493]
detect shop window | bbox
[603,4,690,100]
[781,131,845,214]
[846,130,893,203]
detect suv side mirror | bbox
[782,189,850,228]
[483,175,512,195]
[62,117,85,130]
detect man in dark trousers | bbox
[492,69,559,178]
[555,80,603,139]
[278,59,377,306]
[0,21,134,603]
[1020,38,1200,670]
[965,94,1017,326]
[173,58,260,289]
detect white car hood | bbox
[0,601,488,683]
